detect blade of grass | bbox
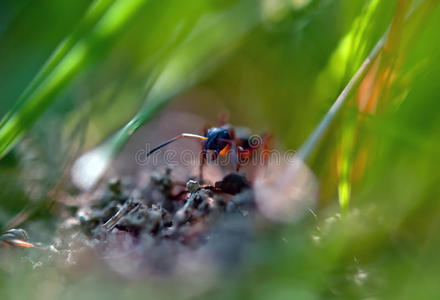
[0,0,149,159]
[336,0,439,213]
[297,30,388,162]
[336,0,411,214]
[303,0,439,213]
[0,0,115,130]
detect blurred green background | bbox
[1,0,440,299]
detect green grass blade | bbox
[297,31,387,162]
[0,0,116,130]
[0,0,148,159]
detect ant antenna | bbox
[147,133,208,157]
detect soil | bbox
[55,168,258,277]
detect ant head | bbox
[204,127,231,152]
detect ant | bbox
[146,115,271,181]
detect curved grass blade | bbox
[301,0,439,213]
[0,0,149,159]
[336,0,439,213]
[297,31,388,162]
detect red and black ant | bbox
[147,118,271,181]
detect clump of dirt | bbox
[60,169,258,277]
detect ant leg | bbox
[199,124,209,183]
[199,151,206,183]
[229,142,240,172]
[212,150,219,160]
[235,146,244,172]
[236,160,241,172]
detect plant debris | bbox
[58,169,258,277]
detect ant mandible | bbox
[146,115,271,181]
